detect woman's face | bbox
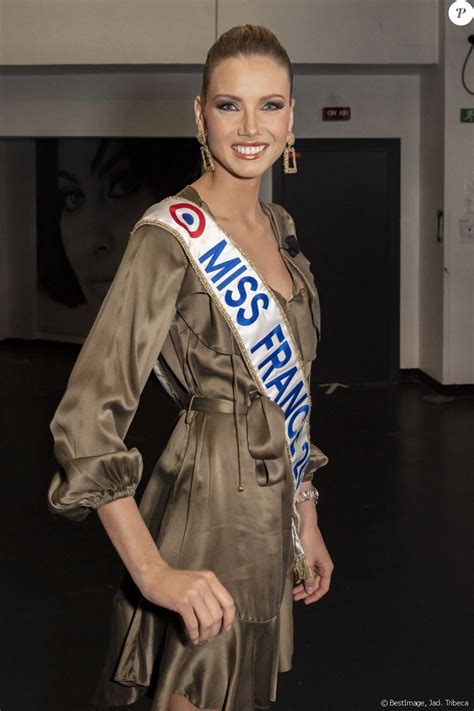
[57,139,155,308]
[195,54,294,179]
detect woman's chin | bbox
[223,157,272,180]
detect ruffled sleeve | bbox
[302,361,329,483]
[46,222,188,522]
[302,442,329,482]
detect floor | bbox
[1,338,473,711]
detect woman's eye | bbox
[216,101,284,111]
[108,173,140,198]
[216,102,237,111]
[263,102,284,110]
[60,190,84,212]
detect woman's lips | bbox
[231,144,269,160]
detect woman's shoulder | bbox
[130,185,199,236]
[262,199,296,234]
[127,206,190,269]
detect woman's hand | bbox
[139,562,236,645]
[292,505,334,605]
[95,497,236,646]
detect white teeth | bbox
[232,144,267,155]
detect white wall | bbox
[0,0,216,64]
[0,71,203,136]
[218,0,438,65]
[442,0,474,384]
[419,1,445,383]
[0,0,438,66]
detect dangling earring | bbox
[196,129,215,173]
[283,131,297,174]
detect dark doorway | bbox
[273,138,401,384]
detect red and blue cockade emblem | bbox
[169,202,206,238]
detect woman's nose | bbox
[240,111,261,136]
[89,224,115,255]
[94,239,112,254]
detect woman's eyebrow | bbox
[94,152,130,179]
[57,153,130,184]
[212,93,285,101]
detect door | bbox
[273,138,400,384]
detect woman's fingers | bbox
[142,566,236,644]
[178,581,218,644]
[174,570,235,644]
[196,576,227,640]
[293,572,326,601]
[304,572,332,604]
[303,573,318,595]
[179,603,201,645]
[192,593,219,642]
[203,570,236,632]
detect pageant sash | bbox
[130,196,314,581]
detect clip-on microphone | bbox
[283,235,300,257]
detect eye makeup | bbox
[215,101,285,111]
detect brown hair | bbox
[200,24,293,105]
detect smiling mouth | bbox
[231,144,269,157]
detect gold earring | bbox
[283,131,297,174]
[196,129,215,173]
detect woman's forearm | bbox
[96,495,169,590]
[96,495,237,642]
[297,479,319,529]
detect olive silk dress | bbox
[46,184,329,710]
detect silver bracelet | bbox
[295,486,319,505]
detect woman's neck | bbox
[189,172,265,226]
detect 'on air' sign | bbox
[323,107,351,121]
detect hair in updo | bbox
[200,24,293,105]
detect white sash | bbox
[131,196,314,581]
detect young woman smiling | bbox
[47,24,333,711]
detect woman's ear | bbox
[194,95,205,134]
[289,97,295,133]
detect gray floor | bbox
[1,338,473,711]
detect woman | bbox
[36,137,200,337]
[47,24,334,711]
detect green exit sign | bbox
[460,109,474,122]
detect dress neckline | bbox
[181,184,298,304]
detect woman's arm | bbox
[47,223,186,520]
[293,360,334,603]
[96,496,235,643]
[47,222,235,642]
[298,358,328,528]
[96,495,170,589]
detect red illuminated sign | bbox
[323,107,351,121]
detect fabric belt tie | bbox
[182,391,287,487]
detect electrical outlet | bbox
[464,179,474,214]
[459,218,474,242]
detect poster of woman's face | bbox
[36,137,201,340]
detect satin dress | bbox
[46,183,329,710]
